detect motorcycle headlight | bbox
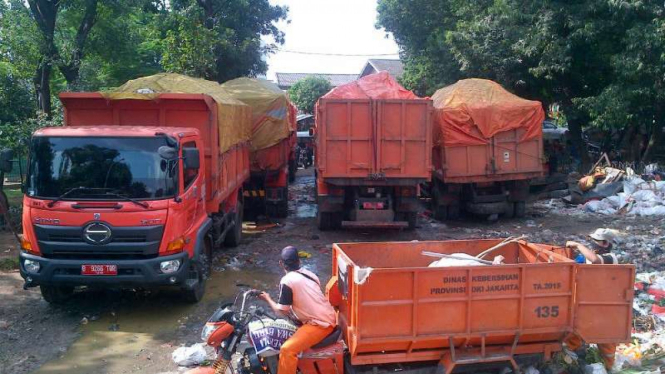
[201,323,217,341]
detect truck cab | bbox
[19,126,215,303]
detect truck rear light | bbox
[362,202,385,210]
[166,237,185,253]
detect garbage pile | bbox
[583,178,665,216]
[616,271,665,372]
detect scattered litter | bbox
[0,320,8,330]
[80,317,88,325]
[172,343,207,367]
[584,363,607,374]
[523,366,539,374]
[298,251,312,259]
[108,323,119,331]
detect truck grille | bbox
[34,224,163,259]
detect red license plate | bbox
[81,264,118,276]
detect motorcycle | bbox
[185,285,344,374]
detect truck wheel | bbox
[504,202,516,218]
[405,212,417,229]
[447,205,460,220]
[514,201,526,218]
[433,205,447,221]
[224,202,243,248]
[276,201,288,218]
[183,248,210,303]
[40,285,74,304]
[288,159,297,183]
[317,211,331,231]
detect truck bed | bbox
[328,240,634,366]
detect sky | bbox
[264,0,400,80]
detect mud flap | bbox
[574,265,635,344]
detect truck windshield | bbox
[26,136,178,200]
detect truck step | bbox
[341,221,409,229]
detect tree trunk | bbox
[27,0,60,116]
[560,98,589,169]
[34,58,52,117]
[642,105,664,163]
[58,0,98,89]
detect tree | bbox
[377,0,647,165]
[288,76,333,114]
[0,1,40,124]
[161,0,288,83]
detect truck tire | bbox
[40,285,74,304]
[317,210,331,231]
[514,201,526,218]
[224,201,243,247]
[447,204,460,220]
[433,205,447,221]
[183,245,210,303]
[405,212,417,230]
[276,201,288,218]
[288,159,297,183]
[504,202,516,218]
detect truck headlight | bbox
[160,259,181,274]
[24,259,40,273]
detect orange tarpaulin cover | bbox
[432,79,544,146]
[321,71,421,100]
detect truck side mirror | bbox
[0,149,14,173]
[183,147,200,170]
[158,146,178,160]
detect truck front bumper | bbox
[19,251,190,288]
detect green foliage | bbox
[288,76,333,115]
[376,0,665,162]
[0,111,63,157]
[161,0,287,83]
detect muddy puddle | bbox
[34,269,279,374]
[290,174,317,218]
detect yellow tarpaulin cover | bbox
[103,73,251,153]
[221,78,296,152]
[432,79,544,147]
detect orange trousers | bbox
[279,324,334,374]
[565,334,617,370]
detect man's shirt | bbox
[277,269,336,327]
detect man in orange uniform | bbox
[565,228,620,370]
[260,246,337,374]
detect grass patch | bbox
[0,257,19,271]
[4,188,23,207]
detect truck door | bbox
[376,100,432,179]
[181,140,202,231]
[319,99,374,178]
[573,265,634,344]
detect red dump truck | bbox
[18,74,250,303]
[221,78,297,219]
[430,79,544,220]
[314,72,432,230]
[324,239,634,374]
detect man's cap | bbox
[589,228,618,243]
[281,246,299,265]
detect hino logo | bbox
[83,223,112,244]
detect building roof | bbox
[360,59,404,79]
[275,73,358,89]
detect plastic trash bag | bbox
[172,343,208,367]
[584,363,607,374]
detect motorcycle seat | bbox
[311,326,342,349]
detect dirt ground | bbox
[0,168,662,374]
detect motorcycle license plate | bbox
[81,264,117,276]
